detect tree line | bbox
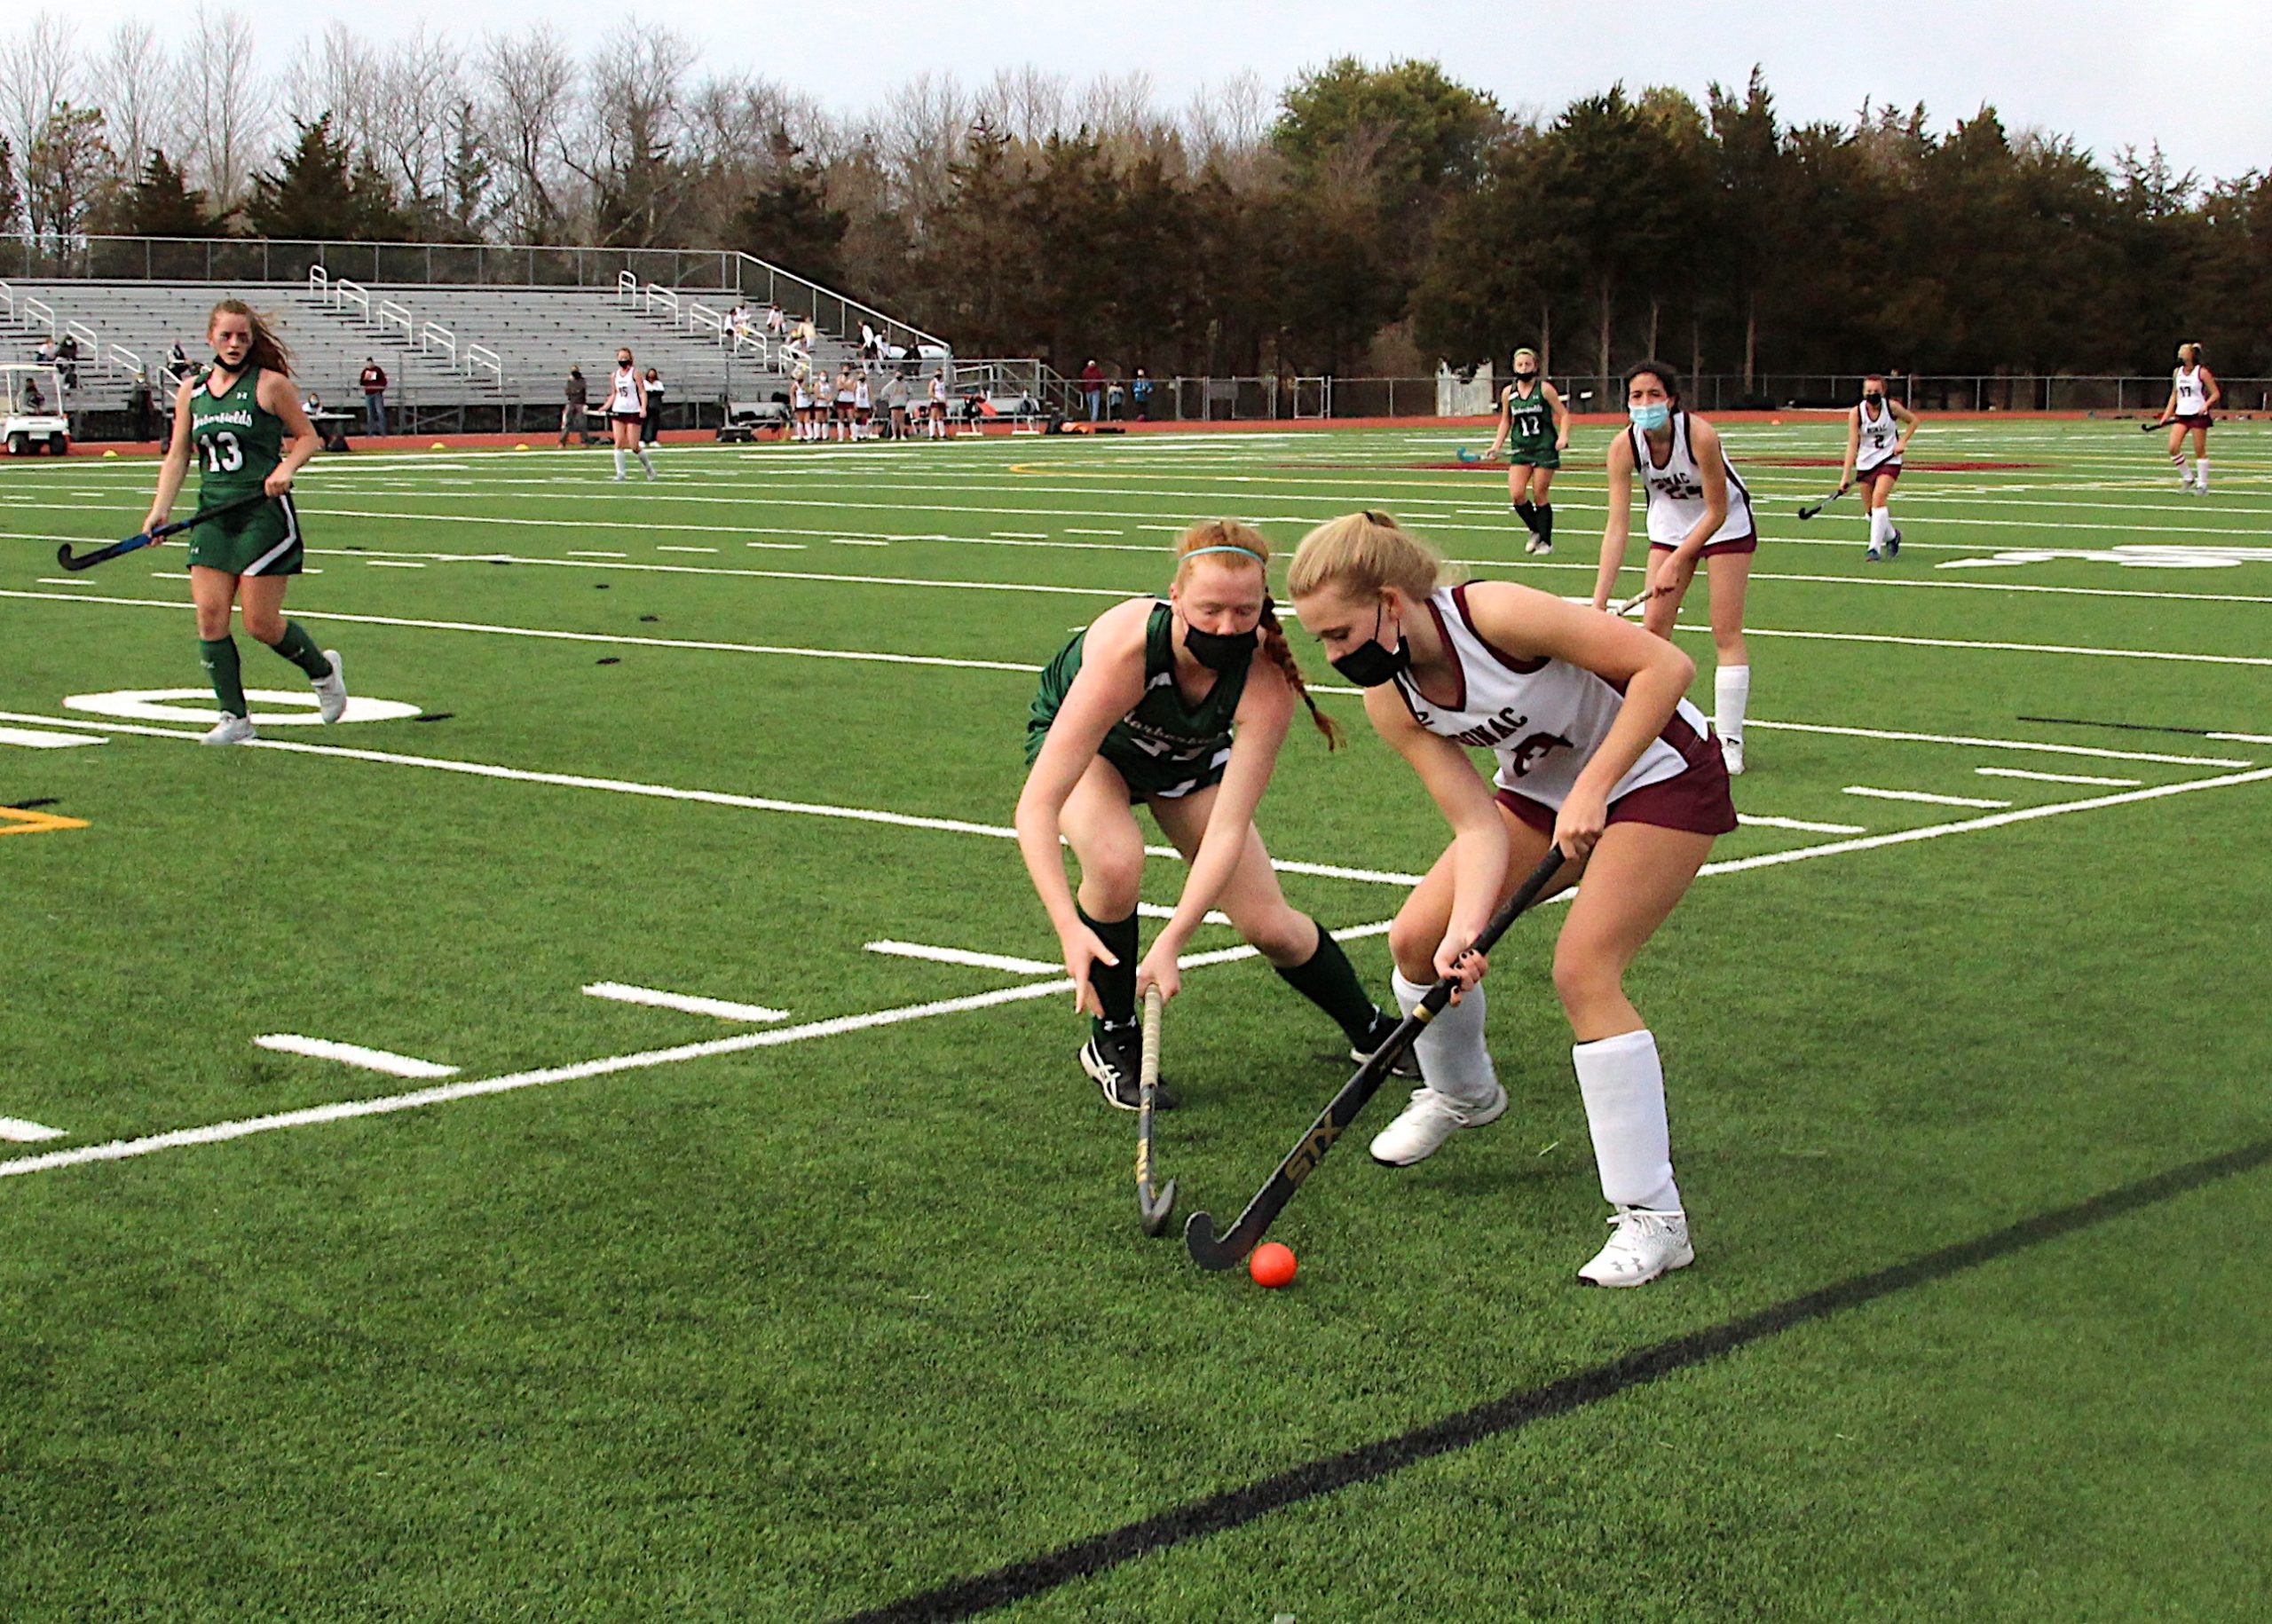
[4,13,2267,383]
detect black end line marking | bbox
[833,1138,2272,1624]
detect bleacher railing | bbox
[3,233,943,352]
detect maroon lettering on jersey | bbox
[1505,730,1575,777]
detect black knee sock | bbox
[1272,922,1384,1047]
[1077,903,1140,1040]
[1537,502,1555,543]
[1513,500,1539,535]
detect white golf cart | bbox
[1,363,69,455]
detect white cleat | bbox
[1525,536,1553,556]
[312,649,347,722]
[1577,1207,1693,1287]
[1721,737,1745,777]
[1369,1082,1506,1166]
[201,713,257,746]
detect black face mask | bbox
[1181,609,1260,674]
[1864,392,1884,404]
[1329,603,1410,688]
[1514,368,1537,381]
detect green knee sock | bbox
[1273,922,1384,1046]
[1077,904,1140,1040]
[199,636,247,717]
[267,619,333,679]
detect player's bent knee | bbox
[1551,945,1622,1016]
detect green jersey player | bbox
[145,299,346,744]
[1017,520,1410,1109]
[1482,347,1572,556]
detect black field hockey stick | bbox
[1795,483,1850,521]
[1136,986,1176,1236]
[1183,847,1567,1270]
[57,491,272,572]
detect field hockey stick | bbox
[1456,445,1483,463]
[1611,585,1653,619]
[1136,986,1176,1236]
[57,491,272,572]
[1795,483,1850,521]
[1183,847,1566,1270]
[2140,419,2174,433]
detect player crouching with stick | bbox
[146,298,346,745]
[1017,521,1411,1109]
[1288,511,1733,1286]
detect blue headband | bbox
[1184,545,1265,563]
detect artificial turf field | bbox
[2,416,2268,1621]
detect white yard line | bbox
[255,1034,461,1079]
[1739,813,1867,834]
[864,941,1062,975]
[1843,785,2013,808]
[1975,767,2141,787]
[1745,717,2250,768]
[582,981,789,1022]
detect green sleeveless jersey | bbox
[188,365,285,501]
[1503,382,1554,455]
[1027,601,1249,794]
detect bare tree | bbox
[977,65,1069,149]
[0,12,77,185]
[374,27,462,215]
[1184,70,1274,186]
[178,4,266,214]
[91,20,176,178]
[571,21,698,246]
[478,23,576,241]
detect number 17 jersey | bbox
[189,364,284,501]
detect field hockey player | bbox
[1016,521,1412,1110]
[144,298,346,745]
[1840,374,1920,561]
[1479,347,1571,555]
[1289,511,1735,1287]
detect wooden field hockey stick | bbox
[1135,986,1176,1236]
[1183,848,1566,1270]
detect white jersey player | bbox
[927,373,949,439]
[604,349,655,481]
[1289,511,1736,1289]
[1594,361,1755,775]
[2159,343,2221,493]
[1839,374,1920,561]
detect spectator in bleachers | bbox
[1132,367,1154,422]
[129,368,154,442]
[561,365,590,447]
[642,367,667,445]
[54,333,80,390]
[1080,359,1106,422]
[165,342,196,387]
[728,301,751,341]
[359,357,389,438]
[765,304,786,336]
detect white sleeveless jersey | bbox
[855,379,872,409]
[1629,411,1755,547]
[1391,585,1708,807]
[792,380,809,409]
[2174,366,2209,415]
[1856,398,1901,471]
[929,376,948,405]
[609,367,643,414]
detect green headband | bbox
[1184,545,1265,563]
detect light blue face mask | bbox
[1629,402,1671,431]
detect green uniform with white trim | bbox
[1503,382,1558,469]
[186,364,301,575]
[1027,600,1247,800]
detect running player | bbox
[1837,374,1919,561]
[927,371,949,439]
[2158,343,2220,493]
[1018,520,1410,1109]
[1479,347,1571,555]
[1593,361,1755,776]
[606,348,657,480]
[143,299,348,745]
[1288,510,1732,1286]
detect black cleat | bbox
[1352,1009,1424,1079]
[1081,1027,1178,1112]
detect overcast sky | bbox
[29,0,2272,184]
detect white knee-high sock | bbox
[612,447,627,477]
[1715,663,1750,744]
[1868,508,1889,550]
[2196,458,2210,489]
[637,447,657,475]
[1392,969,1496,1107]
[1574,1029,1679,1210]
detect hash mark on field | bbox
[0,1117,66,1143]
[656,545,718,554]
[745,541,808,549]
[1843,785,2013,808]
[832,538,892,547]
[582,981,790,1022]
[1976,767,2141,787]
[567,549,627,558]
[864,941,1061,976]
[1066,527,1123,535]
[367,560,426,569]
[255,1034,460,1079]
[35,578,91,587]
[1738,813,1866,834]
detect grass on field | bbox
[1,418,2267,1622]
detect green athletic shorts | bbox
[185,492,302,576]
[1024,721,1229,801]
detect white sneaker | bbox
[1369,1082,1506,1166]
[1721,737,1745,777]
[312,649,347,722]
[201,713,257,745]
[1576,1207,1693,1287]
[1525,536,1552,556]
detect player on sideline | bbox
[144,299,347,745]
[1593,360,1756,776]
[606,348,657,480]
[2158,343,2220,493]
[1837,374,1920,561]
[1017,521,1411,1109]
[927,371,950,439]
[1288,511,1732,1286]
[1479,347,1571,555]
